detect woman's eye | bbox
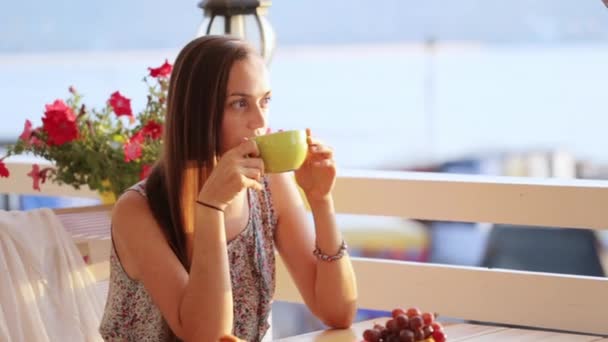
[261,96,272,107]
[231,99,247,109]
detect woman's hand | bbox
[198,138,264,210]
[295,128,336,203]
[218,335,246,342]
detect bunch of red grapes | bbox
[362,307,447,342]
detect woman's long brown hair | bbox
[145,36,253,269]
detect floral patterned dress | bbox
[99,179,277,341]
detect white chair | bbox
[0,206,106,342]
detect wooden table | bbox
[277,318,608,342]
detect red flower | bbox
[148,59,172,78]
[18,120,44,147]
[19,120,34,142]
[140,164,152,180]
[27,164,42,191]
[30,128,44,147]
[123,140,142,162]
[108,91,133,117]
[42,100,79,146]
[130,130,144,144]
[141,120,163,140]
[0,160,9,178]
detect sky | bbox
[1,0,607,53]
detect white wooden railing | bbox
[2,161,608,336]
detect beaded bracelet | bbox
[313,240,348,262]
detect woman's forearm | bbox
[179,205,233,341]
[309,196,358,328]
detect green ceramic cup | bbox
[253,130,308,173]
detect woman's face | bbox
[220,55,272,154]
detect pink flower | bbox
[41,100,79,146]
[123,140,142,162]
[27,164,42,191]
[148,59,172,78]
[108,91,133,117]
[30,128,44,147]
[0,160,9,178]
[19,120,33,142]
[123,130,145,162]
[18,120,44,147]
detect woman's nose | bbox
[249,105,266,129]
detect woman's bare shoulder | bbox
[112,190,155,231]
[111,189,166,279]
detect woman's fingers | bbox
[309,144,333,158]
[306,130,333,157]
[313,159,334,168]
[241,166,263,181]
[308,142,335,168]
[241,157,265,175]
[235,138,260,158]
[240,173,264,191]
[305,132,335,168]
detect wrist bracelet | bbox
[313,240,348,262]
[195,200,224,212]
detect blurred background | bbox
[2,0,608,172]
[2,0,608,339]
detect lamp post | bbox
[424,36,437,161]
[196,0,276,64]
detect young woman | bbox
[99,35,357,342]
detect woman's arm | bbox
[113,140,264,341]
[270,128,358,328]
[112,193,233,341]
[179,204,234,340]
[308,195,358,327]
[270,173,357,328]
